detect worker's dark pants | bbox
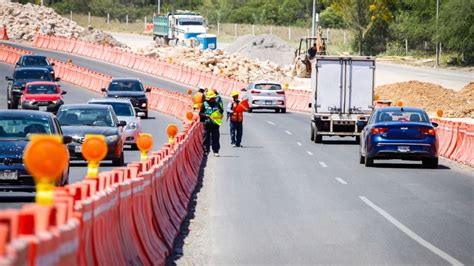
[230,121,243,146]
[203,124,220,153]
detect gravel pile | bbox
[225,34,295,66]
[375,81,474,118]
[0,2,124,47]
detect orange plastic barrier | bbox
[0,43,205,265]
[144,23,154,34]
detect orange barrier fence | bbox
[0,44,204,265]
[0,44,31,64]
[144,23,153,34]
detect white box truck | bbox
[309,56,375,143]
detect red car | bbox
[20,81,66,113]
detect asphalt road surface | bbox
[1,42,473,264]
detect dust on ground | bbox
[375,81,474,118]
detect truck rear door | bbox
[346,59,375,114]
[313,58,344,113]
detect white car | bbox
[244,81,286,113]
[88,98,142,150]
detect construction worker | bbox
[193,86,206,110]
[227,90,244,147]
[200,90,224,157]
[308,43,317,59]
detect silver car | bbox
[244,81,286,113]
[88,98,142,150]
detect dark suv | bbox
[5,67,60,109]
[15,55,55,78]
[101,78,151,118]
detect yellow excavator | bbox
[293,28,327,78]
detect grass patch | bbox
[69,14,148,34]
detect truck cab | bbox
[310,56,375,143]
[153,11,206,45]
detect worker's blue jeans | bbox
[230,121,243,147]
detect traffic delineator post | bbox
[437,109,444,118]
[396,100,403,107]
[81,135,107,178]
[186,111,194,123]
[1,25,8,41]
[187,89,193,95]
[137,133,154,161]
[166,124,178,144]
[23,135,69,205]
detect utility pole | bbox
[435,0,440,66]
[157,0,161,14]
[311,0,317,37]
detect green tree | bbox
[319,6,345,28]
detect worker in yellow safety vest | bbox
[199,90,224,157]
[227,90,244,147]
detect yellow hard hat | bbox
[206,90,217,99]
[231,90,239,97]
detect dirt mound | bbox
[224,34,295,66]
[0,2,124,47]
[375,81,474,118]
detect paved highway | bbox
[2,42,473,264]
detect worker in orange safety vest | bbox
[227,90,244,147]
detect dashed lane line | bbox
[266,121,275,125]
[306,151,314,156]
[335,178,348,185]
[359,196,463,266]
[319,161,328,168]
[297,142,302,146]
[285,130,293,135]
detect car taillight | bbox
[276,91,285,95]
[420,128,436,136]
[251,90,261,94]
[371,127,389,135]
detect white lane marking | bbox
[297,142,302,146]
[306,151,314,156]
[285,130,293,135]
[247,113,254,117]
[335,178,348,185]
[359,196,463,266]
[319,161,328,168]
[266,121,275,125]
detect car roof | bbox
[20,55,47,59]
[378,107,425,112]
[26,81,57,86]
[111,78,141,82]
[60,104,112,110]
[88,98,132,104]
[15,67,51,71]
[0,110,55,119]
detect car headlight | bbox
[141,103,147,108]
[105,135,119,143]
[126,122,138,130]
[51,71,55,74]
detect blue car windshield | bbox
[21,57,49,66]
[90,102,134,116]
[57,108,115,127]
[0,116,52,140]
[375,110,430,123]
[27,84,58,94]
[108,81,143,92]
[14,69,52,81]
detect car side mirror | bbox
[62,135,72,144]
[61,90,67,95]
[55,77,61,82]
[51,62,55,66]
[308,102,312,108]
[101,88,107,93]
[431,122,439,128]
[118,121,127,127]
[15,62,20,66]
[241,88,247,92]
[145,88,151,93]
[5,76,12,81]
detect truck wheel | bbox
[153,35,157,41]
[113,152,125,166]
[422,158,438,169]
[310,123,315,141]
[355,136,360,143]
[314,126,322,143]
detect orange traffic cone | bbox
[1,25,9,41]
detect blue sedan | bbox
[0,110,71,192]
[359,107,439,168]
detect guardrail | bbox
[0,43,203,265]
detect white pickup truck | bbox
[309,56,375,143]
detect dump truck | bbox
[309,56,375,143]
[153,11,206,45]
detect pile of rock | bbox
[0,2,123,47]
[136,44,295,84]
